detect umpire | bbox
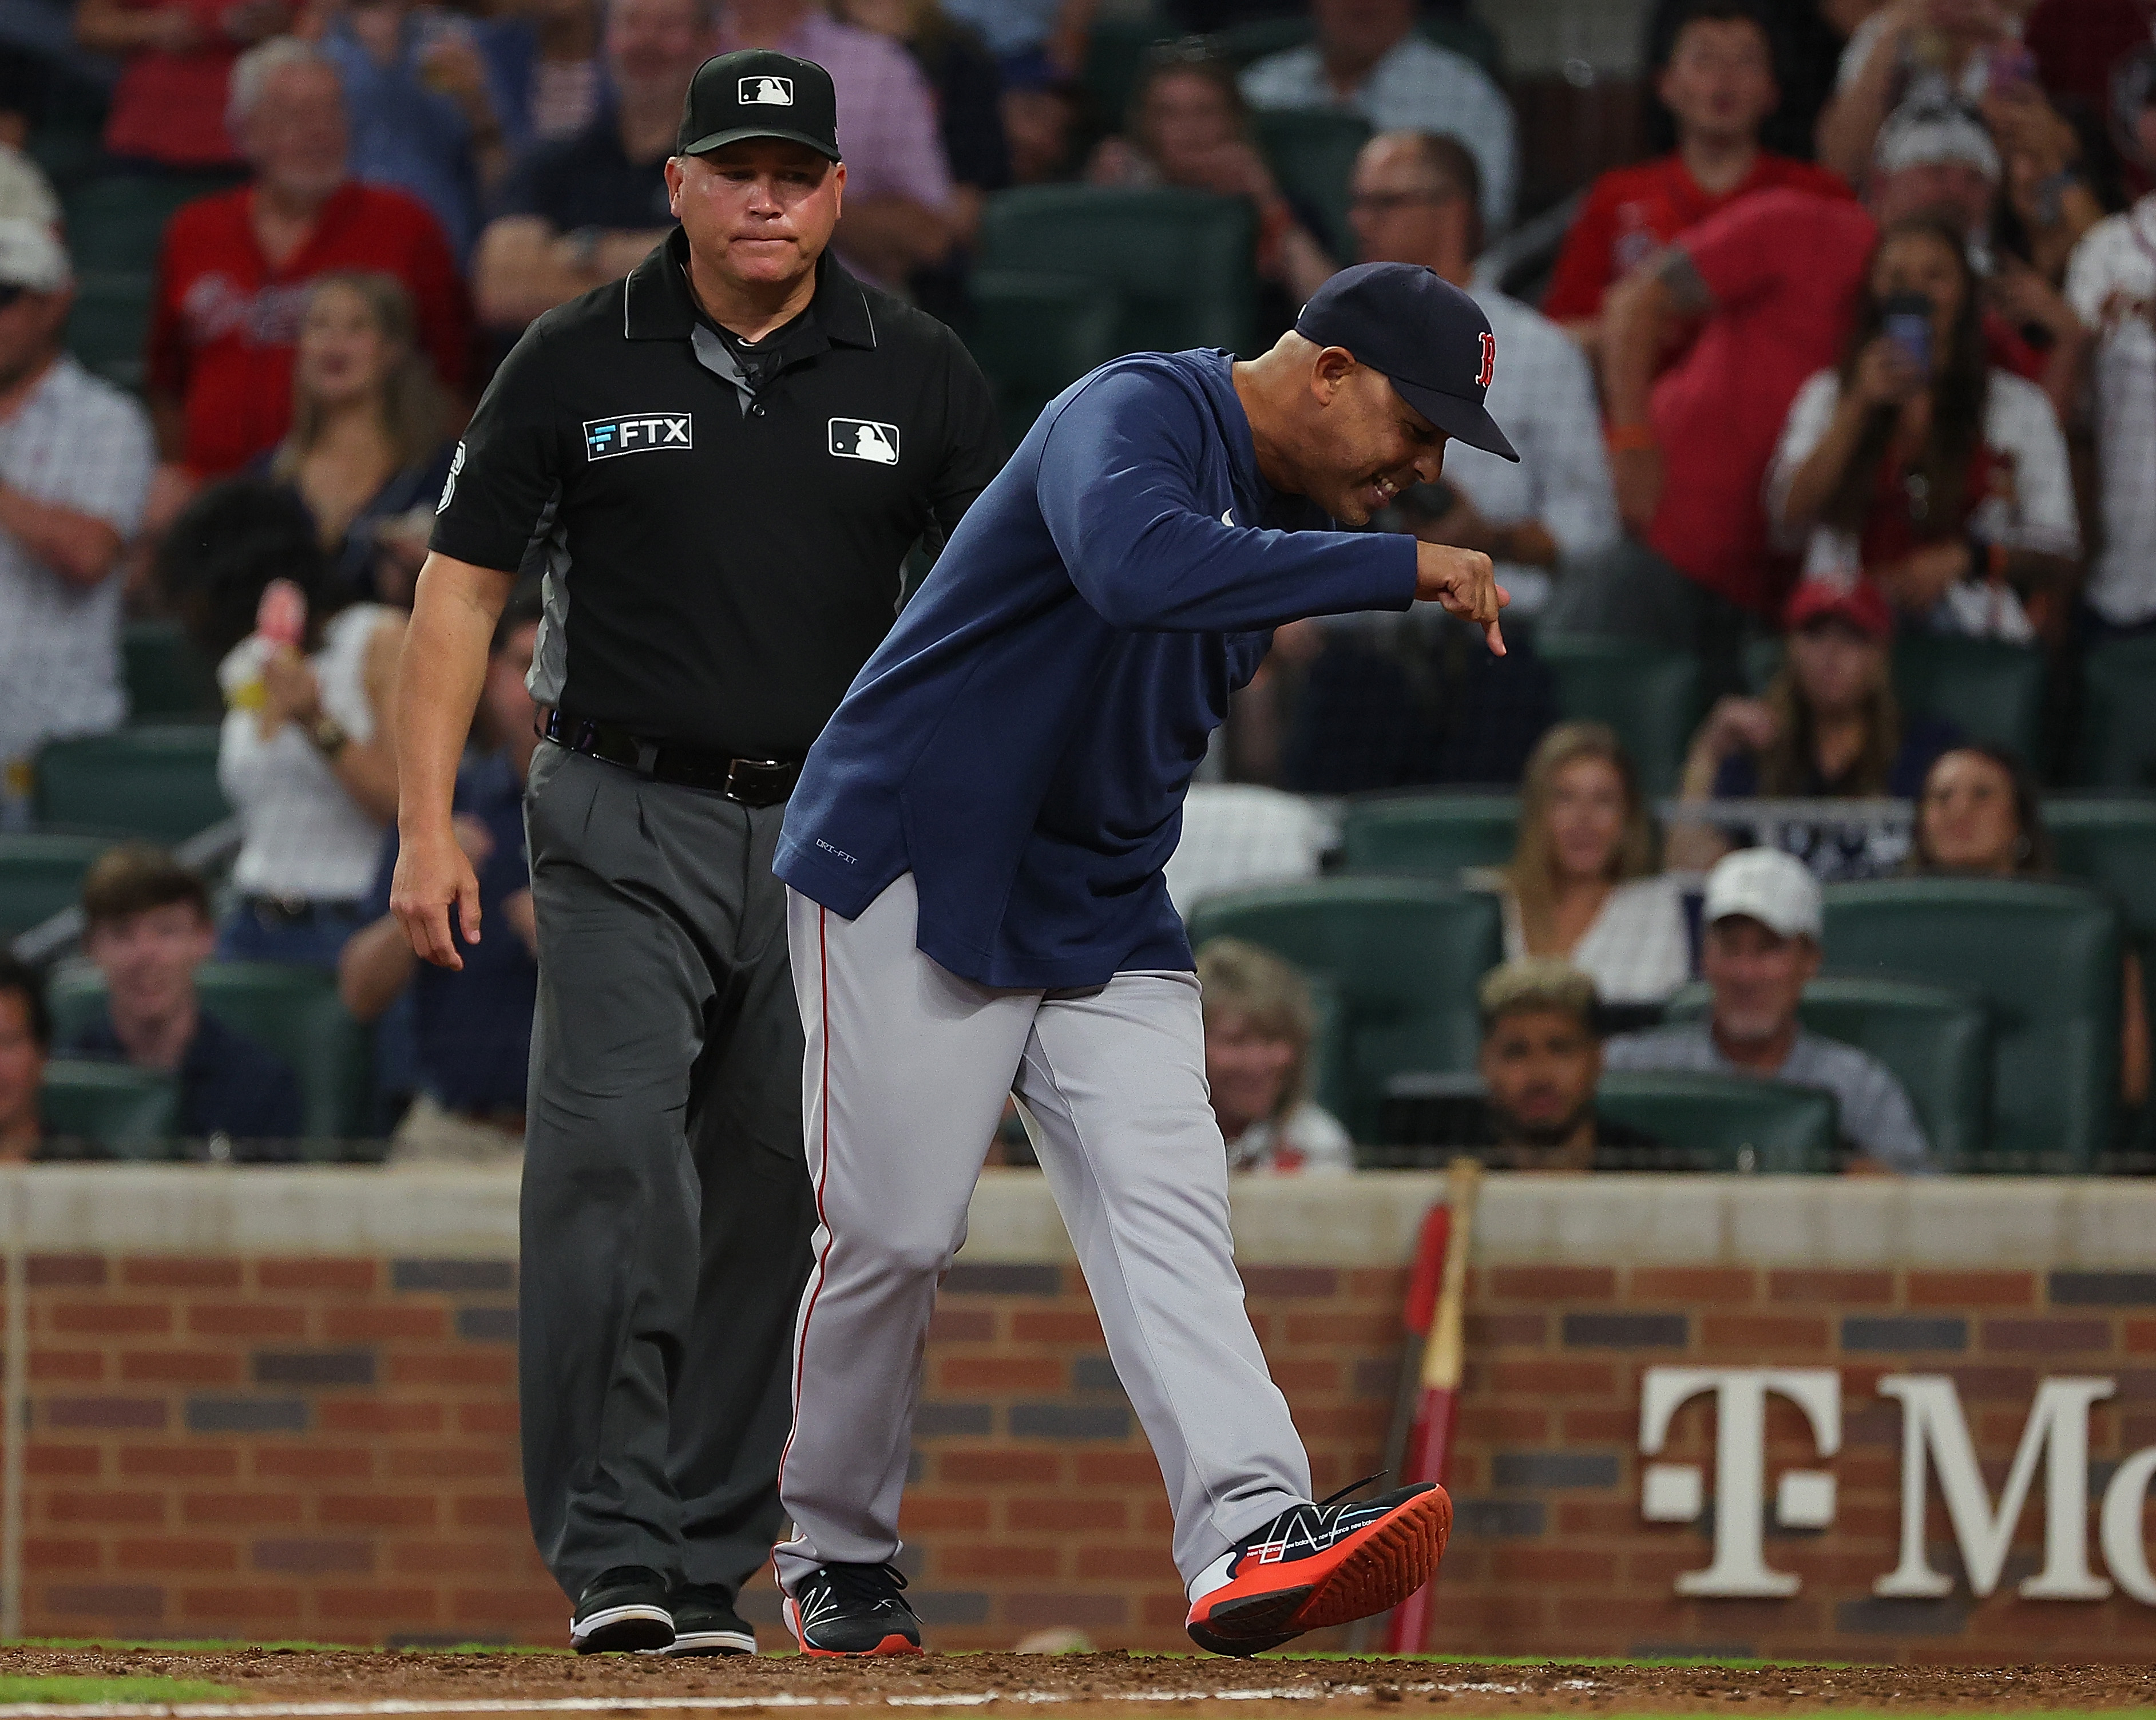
[391,50,1002,1656]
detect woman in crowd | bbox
[1672,578,1960,875]
[158,478,404,969]
[1908,744,2150,1104]
[1086,47,1335,326]
[1768,214,2079,644]
[267,273,456,608]
[1196,937,1352,1175]
[1816,0,2031,183]
[1484,722,1690,1007]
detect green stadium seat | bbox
[1534,636,1702,798]
[65,268,155,393]
[49,962,375,1152]
[1250,108,1370,260]
[1187,878,1501,1142]
[1594,1069,1837,1172]
[62,173,232,272]
[122,619,221,722]
[965,269,1125,449]
[1338,792,1519,881]
[978,186,1260,358]
[1081,11,1175,134]
[39,1060,182,1160]
[34,725,229,842]
[2048,799,2156,940]
[1664,975,1991,1171]
[1892,632,2045,766]
[2075,635,2156,790]
[0,833,108,944]
[1821,877,2121,1170]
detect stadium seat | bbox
[1166,782,1328,916]
[1338,792,1519,881]
[122,619,221,723]
[2075,633,2156,790]
[978,186,1260,358]
[1821,877,2121,1170]
[65,269,155,393]
[34,726,230,842]
[49,962,375,1152]
[1533,636,1702,798]
[1186,878,1501,1141]
[39,1060,182,1160]
[1663,976,1991,1171]
[0,833,108,944]
[2048,799,2156,940]
[62,172,233,272]
[1892,632,2045,766]
[1081,11,1175,134]
[965,269,1125,449]
[1250,108,1370,260]
[1594,1068,1837,1172]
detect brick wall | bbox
[7,1170,2155,1660]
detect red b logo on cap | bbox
[1476,331,1496,390]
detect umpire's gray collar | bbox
[623,228,878,349]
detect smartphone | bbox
[256,577,307,649]
[1881,292,1933,374]
[1988,43,2037,97]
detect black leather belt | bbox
[541,709,800,807]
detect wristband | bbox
[1605,423,1656,454]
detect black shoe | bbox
[570,1564,675,1654]
[664,1581,756,1656]
[782,1562,923,1656]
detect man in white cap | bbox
[1605,848,1934,1174]
[0,218,155,827]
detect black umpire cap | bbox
[677,49,842,161]
[1297,262,1519,463]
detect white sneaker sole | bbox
[664,1627,756,1656]
[570,1601,675,1654]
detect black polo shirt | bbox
[431,229,1003,755]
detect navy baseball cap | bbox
[678,50,842,162]
[1296,263,1519,463]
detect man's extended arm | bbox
[390,553,514,967]
[473,216,669,331]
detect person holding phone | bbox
[1765,211,2078,640]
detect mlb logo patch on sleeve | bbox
[741,75,794,105]
[829,418,900,465]
[585,414,693,460]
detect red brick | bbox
[1768,1269,1896,1305]
[384,1540,514,1579]
[927,1307,996,1342]
[1005,1592,1127,1628]
[26,1444,101,1477]
[450,1494,530,1532]
[29,1350,104,1382]
[323,1306,446,1341]
[457,1403,518,1437]
[1632,1267,1758,1303]
[176,1586,303,1623]
[1009,1309,1106,1344]
[316,1584,439,1622]
[1242,1265,1339,1298]
[1282,1311,1400,1344]
[119,1446,238,1481]
[318,1401,443,1436]
[118,1349,243,1386]
[23,1537,100,1571]
[49,1301,171,1336]
[1073,1450,1161,1487]
[1489,1356,1617,1395]
[898,1495,990,1532]
[1465,1311,1547,1346]
[1492,1546,1619,1584]
[28,1254,105,1287]
[1457,1403,1549,1441]
[1700,1313,1832,1352]
[1269,1358,1341,1393]
[180,1492,302,1527]
[1981,1317,2111,1353]
[320,1493,438,1529]
[121,1258,242,1291]
[114,1537,238,1572]
[385,1351,514,1390]
[254,1445,371,1482]
[2130,1317,2156,1354]
[937,1543,1059,1578]
[1076,1544,1177,1580]
[1562,1406,1636,1442]
[1909,1270,2037,1307]
[1008,1497,1125,1532]
[383,1448,511,1481]
[48,1489,163,1524]
[938,1356,1065,1392]
[1489,1266,1616,1302]
[1556,1498,1639,1536]
[938,1448,1059,1485]
[255,1258,377,1294]
[188,1304,306,1339]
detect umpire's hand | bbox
[1415,542,1509,656]
[391,826,483,971]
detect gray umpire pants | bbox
[771,872,1310,1593]
[520,742,815,1603]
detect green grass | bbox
[0,1676,237,1703]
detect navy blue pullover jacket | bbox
[775,350,1418,989]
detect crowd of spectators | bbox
[0,0,2150,1171]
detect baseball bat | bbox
[1383,1154,1482,1655]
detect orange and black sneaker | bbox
[782,1561,923,1657]
[1184,1479,1453,1656]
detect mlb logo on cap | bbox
[680,49,842,160]
[740,75,794,106]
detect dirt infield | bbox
[0,1649,2150,1717]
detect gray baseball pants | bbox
[520,742,815,1603]
[772,871,1311,1594]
